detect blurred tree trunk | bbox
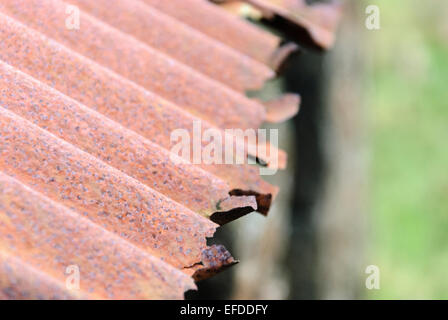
[231,1,368,299]
[189,0,368,300]
[315,1,368,299]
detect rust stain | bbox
[0,250,87,300]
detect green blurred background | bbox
[367,0,448,299]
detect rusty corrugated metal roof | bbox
[0,0,287,168]
[0,0,267,130]
[0,0,326,299]
[0,170,196,299]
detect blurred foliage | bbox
[367,0,448,299]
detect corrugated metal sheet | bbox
[0,171,196,299]
[0,0,286,168]
[240,0,343,49]
[0,0,323,299]
[0,0,267,130]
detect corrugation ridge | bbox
[0,60,257,219]
[0,106,217,270]
[67,0,274,92]
[0,172,196,299]
[0,0,266,130]
[140,0,281,65]
[0,12,279,205]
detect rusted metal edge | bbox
[0,250,87,300]
[140,0,282,66]
[268,42,301,72]
[241,0,343,49]
[0,106,221,269]
[0,163,238,295]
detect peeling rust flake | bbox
[186,245,238,282]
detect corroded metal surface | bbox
[0,12,282,186]
[0,172,196,299]
[262,94,301,123]
[190,245,238,282]
[0,0,266,130]
[0,8,285,168]
[140,0,282,65]
[0,250,86,300]
[0,0,309,300]
[65,0,275,92]
[0,61,257,220]
[0,106,217,270]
